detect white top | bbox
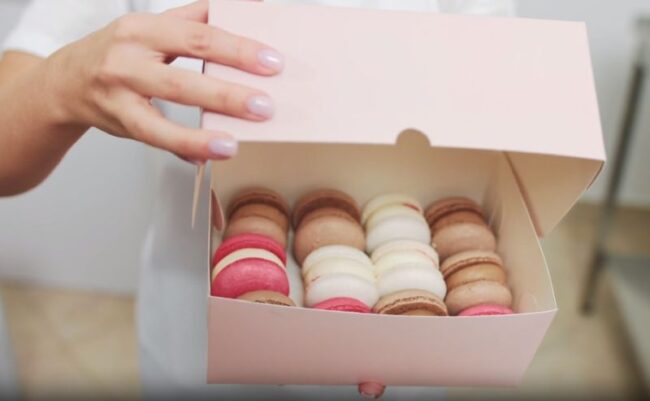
[2,1,514,399]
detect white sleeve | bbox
[438,0,516,17]
[1,0,133,58]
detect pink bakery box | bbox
[197,0,605,388]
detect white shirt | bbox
[2,1,514,399]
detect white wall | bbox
[0,0,649,294]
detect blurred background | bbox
[0,0,649,400]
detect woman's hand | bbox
[48,0,282,162]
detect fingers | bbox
[113,14,283,76]
[124,62,273,120]
[163,0,209,22]
[118,96,238,161]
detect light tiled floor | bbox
[1,203,649,400]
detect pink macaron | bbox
[312,297,371,313]
[212,233,287,267]
[211,258,289,298]
[457,304,513,316]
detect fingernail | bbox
[208,137,238,158]
[246,95,274,119]
[257,49,284,72]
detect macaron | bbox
[457,304,513,316]
[441,250,506,290]
[444,280,512,316]
[230,203,290,234]
[302,245,373,274]
[366,215,430,254]
[424,197,486,233]
[227,187,290,223]
[361,193,423,225]
[312,297,371,313]
[373,248,439,277]
[212,233,286,267]
[370,240,440,267]
[304,274,379,308]
[373,289,448,316]
[237,290,296,307]
[376,263,446,299]
[293,207,365,265]
[212,248,285,282]
[303,257,375,288]
[431,222,496,261]
[211,258,289,298]
[292,189,361,228]
[224,215,287,249]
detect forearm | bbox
[0,55,87,196]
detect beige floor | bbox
[1,203,649,400]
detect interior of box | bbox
[208,130,556,314]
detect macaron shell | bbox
[374,250,438,277]
[212,233,287,266]
[373,289,448,316]
[445,264,507,291]
[292,189,361,228]
[365,205,426,231]
[230,203,289,233]
[377,263,447,299]
[370,239,440,266]
[440,250,503,278]
[458,303,513,316]
[303,258,376,287]
[211,258,290,298]
[302,245,372,275]
[366,216,430,254]
[224,215,287,249]
[424,197,485,227]
[445,280,513,316]
[305,274,379,308]
[212,248,285,281]
[430,210,487,234]
[432,222,496,261]
[237,290,296,307]
[294,208,365,265]
[362,193,423,225]
[312,297,371,313]
[227,187,290,221]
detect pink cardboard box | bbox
[199,0,605,387]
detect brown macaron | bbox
[373,289,448,316]
[227,187,290,223]
[424,197,487,233]
[444,280,512,316]
[292,189,361,229]
[441,250,507,290]
[293,207,365,265]
[431,222,496,262]
[224,215,287,249]
[237,290,296,307]
[230,203,290,234]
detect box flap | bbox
[202,0,605,235]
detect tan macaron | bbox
[441,250,507,290]
[293,207,365,265]
[431,222,496,262]
[444,280,512,316]
[373,289,448,316]
[292,189,361,229]
[224,215,287,249]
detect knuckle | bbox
[112,13,145,42]
[186,27,213,55]
[161,74,186,100]
[96,51,126,86]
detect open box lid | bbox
[201,0,605,236]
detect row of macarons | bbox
[210,187,514,316]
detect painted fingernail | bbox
[208,137,238,158]
[257,49,284,72]
[247,95,274,119]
